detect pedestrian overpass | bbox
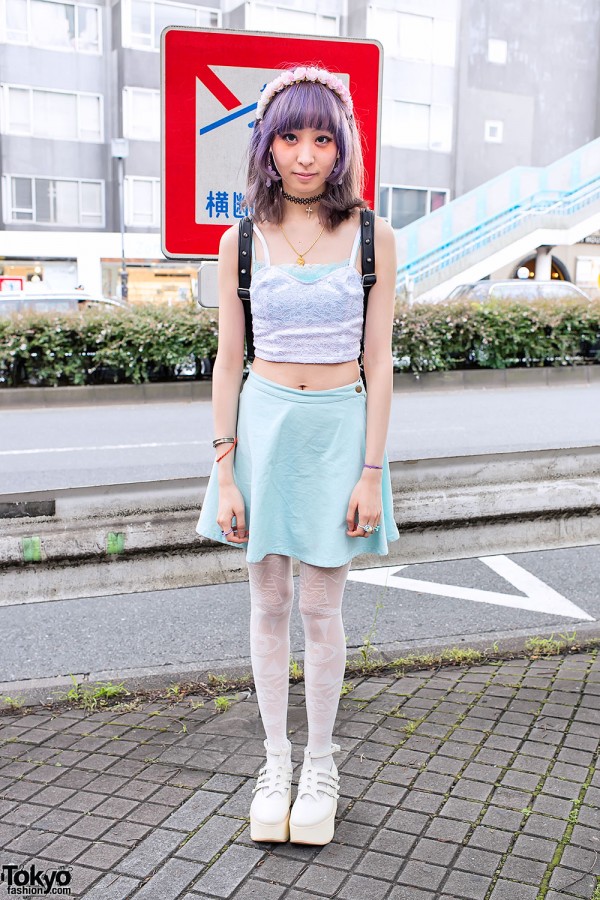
[395,137,600,301]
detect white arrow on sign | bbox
[348,555,594,620]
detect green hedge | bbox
[0,304,219,387]
[0,297,599,387]
[393,295,600,371]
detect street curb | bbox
[2,364,599,408]
[2,621,598,715]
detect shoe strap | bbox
[297,764,340,801]
[303,742,341,761]
[252,762,293,797]
[264,738,292,755]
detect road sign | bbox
[161,27,382,259]
[0,277,24,292]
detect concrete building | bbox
[1,0,599,301]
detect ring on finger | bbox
[358,522,380,534]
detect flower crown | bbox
[255,67,354,122]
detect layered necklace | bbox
[279,185,327,265]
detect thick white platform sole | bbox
[289,804,336,845]
[250,807,291,843]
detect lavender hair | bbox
[242,76,367,230]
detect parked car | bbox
[441,279,598,367]
[445,280,591,303]
[0,290,128,317]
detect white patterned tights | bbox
[247,553,351,764]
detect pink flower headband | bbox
[255,66,354,121]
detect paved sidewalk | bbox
[0,653,598,900]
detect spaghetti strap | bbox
[252,223,271,266]
[349,222,362,267]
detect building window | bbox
[3,0,101,53]
[247,3,337,35]
[367,8,455,66]
[382,99,452,152]
[9,176,34,220]
[1,85,103,142]
[484,119,503,143]
[379,184,449,230]
[3,86,30,133]
[123,87,160,141]
[125,177,160,226]
[122,0,220,51]
[487,38,507,64]
[4,175,104,225]
[430,190,447,213]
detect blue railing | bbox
[395,137,600,292]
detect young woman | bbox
[196,65,399,846]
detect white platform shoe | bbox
[250,738,293,842]
[289,742,341,845]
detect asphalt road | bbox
[2,382,600,493]
[0,543,598,686]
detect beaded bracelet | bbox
[216,438,238,462]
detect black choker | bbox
[281,188,326,205]
[281,188,326,218]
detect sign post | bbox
[161,27,382,261]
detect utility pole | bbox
[111,138,130,302]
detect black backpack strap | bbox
[359,208,376,372]
[237,217,254,363]
[237,211,375,372]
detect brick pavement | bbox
[0,652,598,900]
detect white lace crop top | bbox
[249,221,364,363]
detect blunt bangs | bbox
[265,81,344,138]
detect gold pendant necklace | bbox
[278,223,325,266]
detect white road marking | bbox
[347,555,594,620]
[0,441,208,455]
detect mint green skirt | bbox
[195,367,399,566]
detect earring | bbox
[266,150,280,188]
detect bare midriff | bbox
[251,357,360,390]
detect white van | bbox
[0,291,127,316]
